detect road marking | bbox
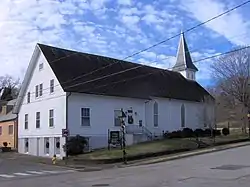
[0,169,75,179]
[13,172,32,176]
[40,170,61,174]
[26,171,45,175]
[0,174,15,178]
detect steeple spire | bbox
[172,32,198,81]
[172,32,198,72]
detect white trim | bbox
[13,44,41,114]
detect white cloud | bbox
[1,0,247,88]
[120,15,141,32]
[181,0,250,45]
[142,14,163,25]
[117,0,132,6]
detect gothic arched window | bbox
[181,104,185,127]
[153,101,158,127]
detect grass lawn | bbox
[200,133,249,145]
[77,139,198,160]
[74,133,249,160]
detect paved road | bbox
[2,145,250,186]
[0,153,75,181]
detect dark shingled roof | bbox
[38,43,213,102]
[172,33,198,72]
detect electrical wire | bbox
[18,45,250,107]
[16,0,250,99]
[19,34,250,98]
[35,0,250,88]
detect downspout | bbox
[15,115,18,150]
[66,92,71,132]
[65,92,71,159]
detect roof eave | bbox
[13,44,41,114]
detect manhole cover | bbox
[92,184,110,187]
[211,165,250,170]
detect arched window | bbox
[181,104,185,127]
[153,101,158,127]
[203,106,207,127]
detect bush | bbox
[212,129,221,137]
[182,128,194,138]
[164,131,182,139]
[65,135,88,156]
[204,129,212,137]
[222,128,230,136]
[194,129,204,137]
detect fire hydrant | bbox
[52,154,56,165]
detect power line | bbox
[77,45,250,92]
[18,45,250,107]
[170,45,250,70]
[19,34,250,99]
[152,31,249,64]
[37,0,250,89]
[17,0,250,99]
[123,0,250,60]
[64,44,250,90]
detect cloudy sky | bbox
[0,0,250,87]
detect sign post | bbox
[247,113,250,138]
[62,129,69,163]
[119,108,127,164]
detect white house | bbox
[13,33,215,158]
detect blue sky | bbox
[0,0,250,87]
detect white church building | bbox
[13,33,215,158]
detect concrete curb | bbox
[121,142,250,167]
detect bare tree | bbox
[211,47,250,107]
[0,74,20,99]
[211,47,250,131]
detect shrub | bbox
[204,129,212,137]
[65,135,88,156]
[3,142,8,147]
[164,131,182,139]
[182,128,194,138]
[212,129,221,137]
[222,128,230,136]
[194,129,204,137]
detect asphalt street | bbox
[2,145,250,186]
[0,153,75,181]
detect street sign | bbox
[62,129,69,137]
[109,131,120,145]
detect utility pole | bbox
[120,108,127,164]
[248,112,250,138]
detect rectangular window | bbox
[49,109,54,127]
[114,110,121,126]
[39,63,43,71]
[44,137,49,155]
[35,85,39,98]
[154,102,158,127]
[50,79,54,93]
[36,112,40,128]
[27,92,30,103]
[55,137,60,155]
[24,138,29,153]
[0,126,2,135]
[8,125,13,135]
[24,114,28,129]
[39,84,43,96]
[81,108,90,126]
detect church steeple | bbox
[172,32,198,81]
